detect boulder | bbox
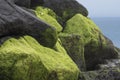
[0,0,57,48]
[35,6,63,32]
[63,14,118,70]
[79,68,120,80]
[84,34,118,70]
[59,33,86,71]
[0,36,79,80]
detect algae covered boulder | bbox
[35,6,63,32]
[59,33,86,71]
[0,36,79,80]
[63,14,118,70]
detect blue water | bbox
[91,17,120,48]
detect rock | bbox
[84,35,118,70]
[0,36,79,80]
[63,14,118,70]
[35,6,63,32]
[0,0,57,48]
[30,0,88,22]
[79,68,120,80]
[96,59,120,69]
[59,33,86,71]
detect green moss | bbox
[64,14,103,45]
[63,14,110,54]
[35,6,63,32]
[63,14,118,70]
[60,14,108,70]
[0,36,79,80]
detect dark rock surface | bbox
[14,0,31,8]
[0,0,57,47]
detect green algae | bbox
[0,36,79,80]
[63,14,118,70]
[63,13,108,55]
[35,6,63,32]
[64,14,103,45]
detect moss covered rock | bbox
[63,14,118,70]
[0,36,79,80]
[59,33,86,71]
[35,6,63,32]
[0,0,58,48]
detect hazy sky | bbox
[77,0,120,17]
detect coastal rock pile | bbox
[0,0,120,80]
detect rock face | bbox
[0,0,57,48]
[0,0,120,80]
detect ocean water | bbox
[91,17,120,48]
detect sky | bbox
[77,0,120,17]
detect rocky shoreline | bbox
[0,0,120,80]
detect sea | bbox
[91,17,120,48]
